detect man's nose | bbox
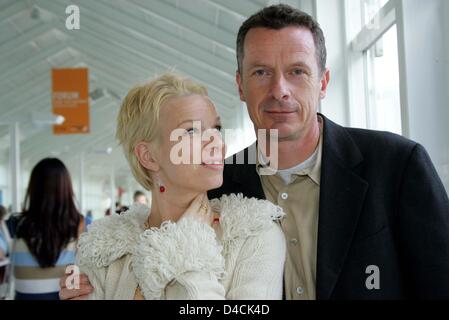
[271,74,290,101]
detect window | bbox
[363,0,389,25]
[366,25,402,134]
[346,0,402,134]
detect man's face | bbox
[237,27,330,141]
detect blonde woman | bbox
[74,73,286,300]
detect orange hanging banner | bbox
[52,68,89,135]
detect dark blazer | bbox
[208,114,449,299]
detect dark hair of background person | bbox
[0,205,6,221]
[16,158,81,268]
[236,4,327,74]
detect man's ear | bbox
[236,71,246,102]
[319,68,330,99]
[134,142,160,172]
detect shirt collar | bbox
[256,116,323,186]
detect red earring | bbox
[158,180,165,193]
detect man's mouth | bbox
[266,111,296,114]
[264,110,298,119]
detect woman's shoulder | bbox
[76,204,149,269]
[210,194,285,243]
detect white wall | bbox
[0,160,28,212]
[313,0,448,193]
[0,161,8,208]
[71,176,106,220]
[397,0,449,193]
[315,0,351,126]
[443,0,449,192]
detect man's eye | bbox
[254,69,267,77]
[292,69,305,76]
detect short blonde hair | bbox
[116,73,208,190]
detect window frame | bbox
[345,0,410,136]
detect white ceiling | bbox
[0,0,303,185]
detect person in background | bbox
[105,202,128,216]
[1,205,11,300]
[0,205,9,260]
[85,210,94,227]
[10,158,84,300]
[133,191,148,205]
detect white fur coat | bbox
[76,194,286,300]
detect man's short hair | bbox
[133,190,145,201]
[236,4,327,74]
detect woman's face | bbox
[155,94,225,194]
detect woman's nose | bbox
[203,129,225,156]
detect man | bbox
[133,190,148,206]
[60,4,449,300]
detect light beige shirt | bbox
[258,118,323,300]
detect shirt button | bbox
[289,238,298,245]
[281,192,288,200]
[296,286,304,295]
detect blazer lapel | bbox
[316,115,369,300]
[230,145,266,200]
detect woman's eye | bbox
[215,125,222,132]
[186,128,197,135]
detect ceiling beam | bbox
[36,1,238,98]
[208,0,261,18]
[0,40,69,86]
[62,25,238,101]
[0,21,57,60]
[0,0,30,22]
[0,52,84,118]
[130,0,236,49]
[20,97,118,161]
[74,43,235,114]
[83,0,235,74]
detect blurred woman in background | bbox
[11,158,84,300]
[0,205,9,260]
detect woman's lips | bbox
[201,161,224,170]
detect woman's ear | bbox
[134,142,160,172]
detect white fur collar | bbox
[76,194,284,269]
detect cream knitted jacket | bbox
[76,194,286,300]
